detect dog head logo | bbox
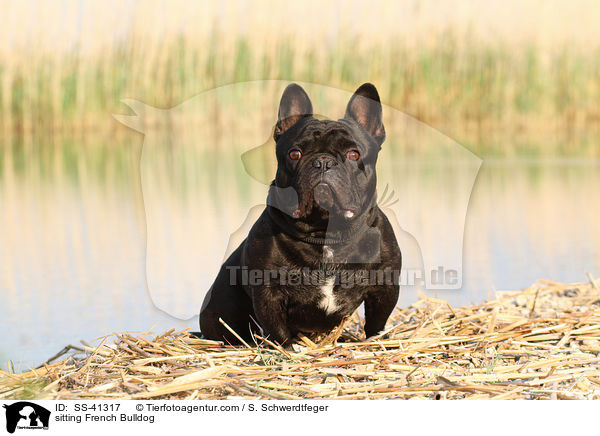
[114,81,481,319]
[3,402,50,433]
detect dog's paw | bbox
[365,331,385,342]
[282,343,296,352]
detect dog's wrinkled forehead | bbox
[276,117,374,155]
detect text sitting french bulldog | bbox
[200,83,401,346]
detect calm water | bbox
[1,127,599,369]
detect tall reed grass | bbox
[3,36,600,131]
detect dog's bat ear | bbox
[344,83,385,146]
[274,83,313,142]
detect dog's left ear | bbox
[274,83,313,142]
[344,83,385,146]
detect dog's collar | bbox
[267,205,377,245]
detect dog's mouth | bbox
[313,183,335,210]
[293,181,359,220]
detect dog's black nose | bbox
[312,155,337,170]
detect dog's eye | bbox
[289,150,302,160]
[346,150,360,161]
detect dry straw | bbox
[2,277,600,400]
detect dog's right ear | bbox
[274,83,313,142]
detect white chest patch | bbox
[323,245,334,261]
[318,277,338,314]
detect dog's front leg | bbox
[363,285,399,338]
[251,287,293,346]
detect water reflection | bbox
[0,133,599,369]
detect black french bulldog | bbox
[199,83,401,346]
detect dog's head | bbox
[269,83,385,223]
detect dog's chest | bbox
[318,276,339,314]
[287,245,364,323]
[317,245,338,314]
[323,245,334,262]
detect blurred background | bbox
[1,0,599,369]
